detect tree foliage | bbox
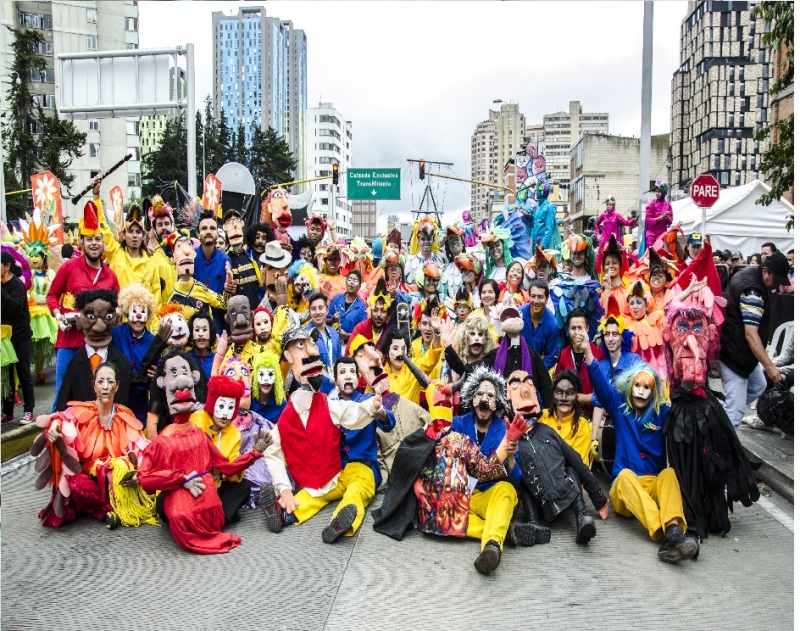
[248,123,297,188]
[141,112,187,202]
[2,26,85,221]
[753,1,793,210]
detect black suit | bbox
[56,346,131,411]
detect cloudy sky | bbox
[139,1,689,232]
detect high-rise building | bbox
[542,100,609,190]
[470,103,525,222]
[2,1,141,220]
[525,123,545,147]
[212,7,307,187]
[306,102,353,237]
[351,200,377,239]
[670,1,773,193]
[140,67,186,158]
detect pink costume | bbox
[644,198,673,249]
[595,208,636,251]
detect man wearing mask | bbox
[404,216,446,284]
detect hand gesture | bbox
[183,472,206,497]
[156,318,174,343]
[686,274,708,295]
[430,310,442,335]
[439,318,456,347]
[253,428,273,453]
[371,390,384,411]
[215,330,228,357]
[387,284,398,299]
[598,502,610,520]
[504,414,530,442]
[277,488,299,514]
[46,418,61,443]
[224,261,236,294]
[275,278,288,306]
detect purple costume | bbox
[644,198,673,248]
[595,206,636,251]
[232,410,276,508]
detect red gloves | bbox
[504,414,530,442]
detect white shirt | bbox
[85,344,109,362]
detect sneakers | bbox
[742,415,770,431]
[19,411,34,425]
[513,522,551,546]
[1,414,13,424]
[658,524,698,563]
[322,504,358,544]
[259,483,284,533]
[474,540,502,575]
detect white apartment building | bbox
[306,102,353,237]
[2,1,141,221]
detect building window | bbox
[126,121,140,135]
[87,35,97,51]
[125,43,137,50]
[89,143,100,158]
[128,174,141,187]
[87,8,97,23]
[125,17,137,32]
[89,119,99,131]
[720,171,729,185]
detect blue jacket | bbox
[306,322,342,375]
[187,348,214,382]
[519,304,559,369]
[591,350,644,408]
[339,390,396,487]
[327,293,368,338]
[251,392,287,423]
[193,245,230,332]
[111,324,154,423]
[586,359,669,482]
[452,412,521,491]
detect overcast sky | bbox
[139,1,689,233]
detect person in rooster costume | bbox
[404,216,446,284]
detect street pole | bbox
[185,43,196,198]
[637,0,654,249]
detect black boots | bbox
[322,504,358,544]
[514,487,551,546]
[573,492,596,544]
[259,483,284,533]
[474,540,502,575]
[658,524,699,563]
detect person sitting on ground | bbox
[538,369,593,466]
[579,332,698,563]
[507,370,608,546]
[250,351,286,422]
[33,362,153,529]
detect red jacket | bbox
[277,392,341,490]
[555,342,605,414]
[345,319,387,356]
[46,256,120,348]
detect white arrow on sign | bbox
[371,190,377,196]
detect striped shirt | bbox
[740,289,764,327]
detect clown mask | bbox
[508,370,540,419]
[631,371,655,409]
[292,272,310,297]
[467,328,486,360]
[172,237,196,278]
[213,396,237,427]
[257,366,276,397]
[253,310,272,343]
[334,362,358,398]
[223,358,252,410]
[664,313,714,390]
[128,303,149,334]
[166,313,190,348]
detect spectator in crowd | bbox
[1,250,34,424]
[761,242,777,258]
[748,253,762,266]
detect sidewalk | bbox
[738,423,794,503]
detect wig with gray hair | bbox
[460,365,509,418]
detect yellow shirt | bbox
[410,336,443,380]
[189,410,244,484]
[152,247,177,307]
[538,409,592,467]
[386,363,424,404]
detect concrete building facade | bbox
[543,100,609,190]
[212,7,307,187]
[569,133,670,235]
[306,102,353,237]
[2,0,141,220]
[351,200,377,239]
[670,1,773,193]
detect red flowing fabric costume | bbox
[137,418,261,554]
[37,402,147,528]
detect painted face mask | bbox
[628,296,647,320]
[253,310,272,342]
[128,303,148,324]
[167,313,190,347]
[214,396,237,421]
[258,366,276,387]
[665,313,714,390]
[222,357,252,410]
[631,371,655,409]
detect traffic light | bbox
[332,163,339,185]
[418,160,425,180]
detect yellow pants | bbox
[292,462,376,537]
[610,468,687,541]
[466,481,517,552]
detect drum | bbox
[597,414,616,479]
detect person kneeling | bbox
[579,333,698,563]
[507,370,608,546]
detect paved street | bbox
[1,448,793,631]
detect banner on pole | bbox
[109,185,124,228]
[203,173,222,217]
[31,172,64,245]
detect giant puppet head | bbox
[157,303,191,348]
[253,306,273,344]
[497,294,524,337]
[220,355,252,410]
[460,365,509,423]
[204,375,245,430]
[261,188,292,231]
[75,289,118,352]
[427,380,454,424]
[507,370,541,419]
[349,334,389,392]
[118,282,156,335]
[282,317,324,391]
[663,302,718,390]
[225,295,254,347]
[222,209,245,252]
[251,351,285,405]
[260,241,293,294]
[410,216,439,259]
[156,349,201,417]
[167,232,196,278]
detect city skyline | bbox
[139,1,688,232]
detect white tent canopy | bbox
[671,179,794,255]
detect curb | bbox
[1,423,41,463]
[739,440,794,505]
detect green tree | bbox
[753,1,793,211]
[248,122,297,188]
[37,105,86,192]
[141,113,187,202]
[232,123,248,165]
